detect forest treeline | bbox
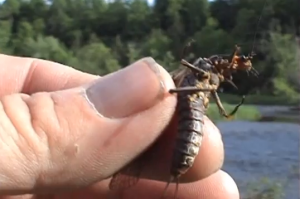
[0,0,299,99]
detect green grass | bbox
[245,177,285,199]
[207,103,261,121]
[218,93,299,106]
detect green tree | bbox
[181,0,210,36]
[154,0,185,52]
[73,42,121,75]
[266,30,299,99]
[12,20,34,55]
[24,35,72,64]
[0,20,12,54]
[140,29,177,71]
[124,0,152,41]
[192,17,234,56]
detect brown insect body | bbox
[162,43,259,198]
[161,62,218,199]
[169,59,218,180]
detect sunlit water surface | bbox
[217,121,299,199]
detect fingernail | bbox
[84,57,171,118]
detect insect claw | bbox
[252,68,259,75]
[246,70,250,76]
[189,38,195,44]
[251,70,259,78]
[226,115,235,121]
[249,69,259,78]
[225,78,239,90]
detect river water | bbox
[217,121,299,199]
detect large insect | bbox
[158,42,258,198]
[107,42,259,199]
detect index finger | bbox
[0,54,98,95]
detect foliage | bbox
[244,177,285,199]
[72,42,121,75]
[0,0,299,103]
[267,30,299,100]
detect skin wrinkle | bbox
[0,98,35,190]
[21,59,76,95]
[26,94,56,188]
[33,90,104,188]
[14,96,50,189]
[0,104,18,187]
[48,92,65,147]
[0,102,17,187]
[34,96,69,187]
[17,94,49,162]
[20,59,36,94]
[1,97,33,165]
[18,92,76,189]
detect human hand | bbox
[0,54,239,199]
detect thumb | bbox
[0,57,176,194]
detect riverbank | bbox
[257,105,299,123]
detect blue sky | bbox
[147,0,154,5]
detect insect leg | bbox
[169,86,214,94]
[181,59,209,76]
[212,91,245,118]
[229,45,241,68]
[224,78,239,90]
[250,67,260,77]
[158,176,179,199]
[249,70,259,78]
[173,178,179,199]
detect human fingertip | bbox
[140,57,175,96]
[182,171,239,199]
[219,171,240,198]
[84,57,175,118]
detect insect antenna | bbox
[248,0,268,76]
[250,0,268,54]
[173,178,179,199]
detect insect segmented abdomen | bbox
[171,76,206,179]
